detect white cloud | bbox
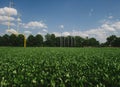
[1,22,15,26]
[0,15,15,21]
[53,31,88,37]
[0,32,4,36]
[24,31,32,34]
[42,29,48,32]
[24,21,47,29]
[53,32,61,36]
[81,21,120,42]
[37,32,42,35]
[89,9,94,16]
[23,31,32,38]
[0,7,18,27]
[0,15,16,26]
[6,29,18,35]
[52,21,120,43]
[84,28,107,42]
[62,32,70,36]
[71,30,89,37]
[0,7,17,16]
[108,16,113,19]
[59,25,64,29]
[101,24,115,31]
[53,32,70,37]
[17,18,22,22]
[112,22,120,29]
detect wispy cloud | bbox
[0,15,15,21]
[53,20,120,43]
[37,32,42,35]
[1,22,15,26]
[59,25,64,29]
[24,31,32,34]
[0,7,18,28]
[17,18,22,22]
[89,9,94,16]
[6,28,18,35]
[24,21,47,29]
[0,7,17,16]
[53,32,61,36]
[62,32,70,36]
[108,16,113,19]
[0,6,48,36]
[42,29,48,33]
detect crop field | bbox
[0,47,120,87]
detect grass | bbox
[0,47,120,87]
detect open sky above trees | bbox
[0,0,120,43]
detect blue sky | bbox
[0,0,120,42]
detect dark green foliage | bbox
[87,38,99,47]
[0,34,44,47]
[44,34,56,47]
[2,34,10,46]
[75,36,84,47]
[111,37,120,47]
[27,34,43,47]
[0,47,120,87]
[0,34,120,47]
[9,34,17,46]
[103,35,120,47]
[0,36,2,46]
[55,37,60,47]
[27,35,35,46]
[106,35,117,46]
[34,34,43,47]
[16,34,24,47]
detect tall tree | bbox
[83,37,89,47]
[35,34,43,47]
[106,35,117,46]
[9,34,17,46]
[88,38,99,47]
[44,34,56,47]
[55,37,60,47]
[111,37,120,47]
[0,36,2,46]
[65,36,71,47]
[2,34,10,46]
[27,35,35,46]
[75,36,84,47]
[83,37,99,47]
[16,34,24,46]
[44,33,51,46]
[50,34,56,47]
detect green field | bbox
[0,47,120,87]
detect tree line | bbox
[0,34,120,47]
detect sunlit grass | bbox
[0,47,120,87]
